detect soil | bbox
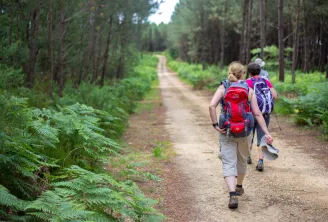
[124,56,328,222]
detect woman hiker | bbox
[209,62,273,209]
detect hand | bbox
[265,134,273,144]
[215,126,226,134]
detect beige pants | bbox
[219,133,252,177]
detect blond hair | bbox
[228,62,244,82]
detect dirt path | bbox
[158,56,328,222]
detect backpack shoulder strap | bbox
[258,76,269,86]
[220,80,231,109]
[221,79,230,89]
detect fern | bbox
[0,185,30,221]
[0,92,57,200]
[27,166,164,221]
[0,55,163,220]
[34,103,120,168]
[27,190,94,221]
[0,185,28,210]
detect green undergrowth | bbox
[134,80,160,114]
[108,77,174,220]
[0,55,165,221]
[166,57,328,139]
[167,60,227,90]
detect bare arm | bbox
[270,87,278,100]
[209,85,226,133]
[249,89,273,143]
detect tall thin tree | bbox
[239,0,250,63]
[9,1,14,46]
[291,0,300,84]
[260,0,265,59]
[278,0,284,82]
[48,0,54,95]
[220,0,227,69]
[302,0,308,73]
[245,0,253,65]
[57,0,66,97]
[100,16,113,86]
[25,0,41,88]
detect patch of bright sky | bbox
[148,0,179,24]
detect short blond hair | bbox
[228,62,244,82]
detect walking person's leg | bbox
[219,135,239,209]
[247,126,256,164]
[256,113,270,171]
[236,135,251,195]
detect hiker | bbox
[209,61,273,209]
[254,58,270,80]
[245,62,277,171]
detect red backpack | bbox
[218,80,254,137]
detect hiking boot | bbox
[235,186,244,196]
[256,161,264,172]
[247,156,252,164]
[228,195,238,209]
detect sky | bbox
[148,0,179,24]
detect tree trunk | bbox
[93,28,103,83]
[80,0,96,84]
[239,0,250,63]
[57,0,66,97]
[25,0,41,88]
[16,0,21,41]
[220,0,227,69]
[117,37,128,79]
[9,1,14,45]
[117,15,128,79]
[318,21,324,72]
[48,0,54,95]
[302,0,308,73]
[291,0,300,84]
[245,0,253,65]
[90,31,97,82]
[260,0,265,59]
[326,55,328,79]
[100,16,113,87]
[278,0,284,82]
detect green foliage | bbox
[0,64,24,90]
[273,97,294,115]
[291,83,328,122]
[262,71,328,138]
[0,55,163,220]
[26,166,164,221]
[153,145,163,157]
[0,39,27,69]
[58,55,158,139]
[34,103,120,168]
[168,61,226,90]
[0,92,57,201]
[270,71,325,96]
[0,185,30,221]
[270,71,327,137]
[251,45,292,70]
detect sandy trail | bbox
[157,56,328,222]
